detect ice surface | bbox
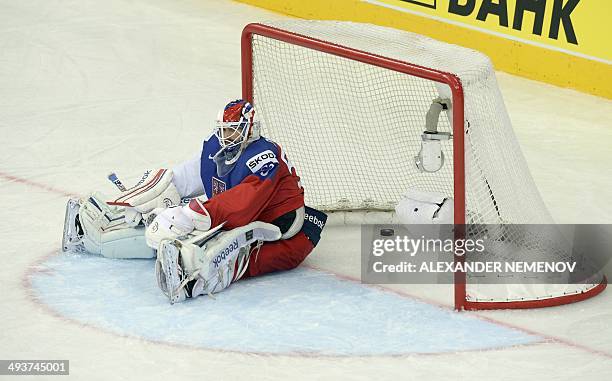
[29,254,537,355]
[1,0,611,380]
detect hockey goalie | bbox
[62,99,327,304]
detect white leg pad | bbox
[184,221,281,291]
[155,221,281,303]
[74,193,155,259]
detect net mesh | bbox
[250,20,550,225]
[246,21,603,306]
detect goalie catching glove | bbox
[108,168,182,226]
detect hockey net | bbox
[241,21,606,310]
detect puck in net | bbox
[380,228,394,236]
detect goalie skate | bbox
[62,198,85,253]
[156,239,188,304]
[154,225,226,304]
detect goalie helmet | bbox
[214,99,260,164]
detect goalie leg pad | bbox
[155,221,281,303]
[63,193,155,259]
[86,227,154,259]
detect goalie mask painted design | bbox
[214,99,260,165]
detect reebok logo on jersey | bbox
[246,150,278,175]
[305,212,325,229]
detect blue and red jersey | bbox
[194,134,305,230]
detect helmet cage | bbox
[215,119,251,152]
[213,99,259,163]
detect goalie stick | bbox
[107,172,127,192]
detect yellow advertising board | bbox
[368,0,610,64]
[237,0,612,98]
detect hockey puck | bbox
[380,228,394,236]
